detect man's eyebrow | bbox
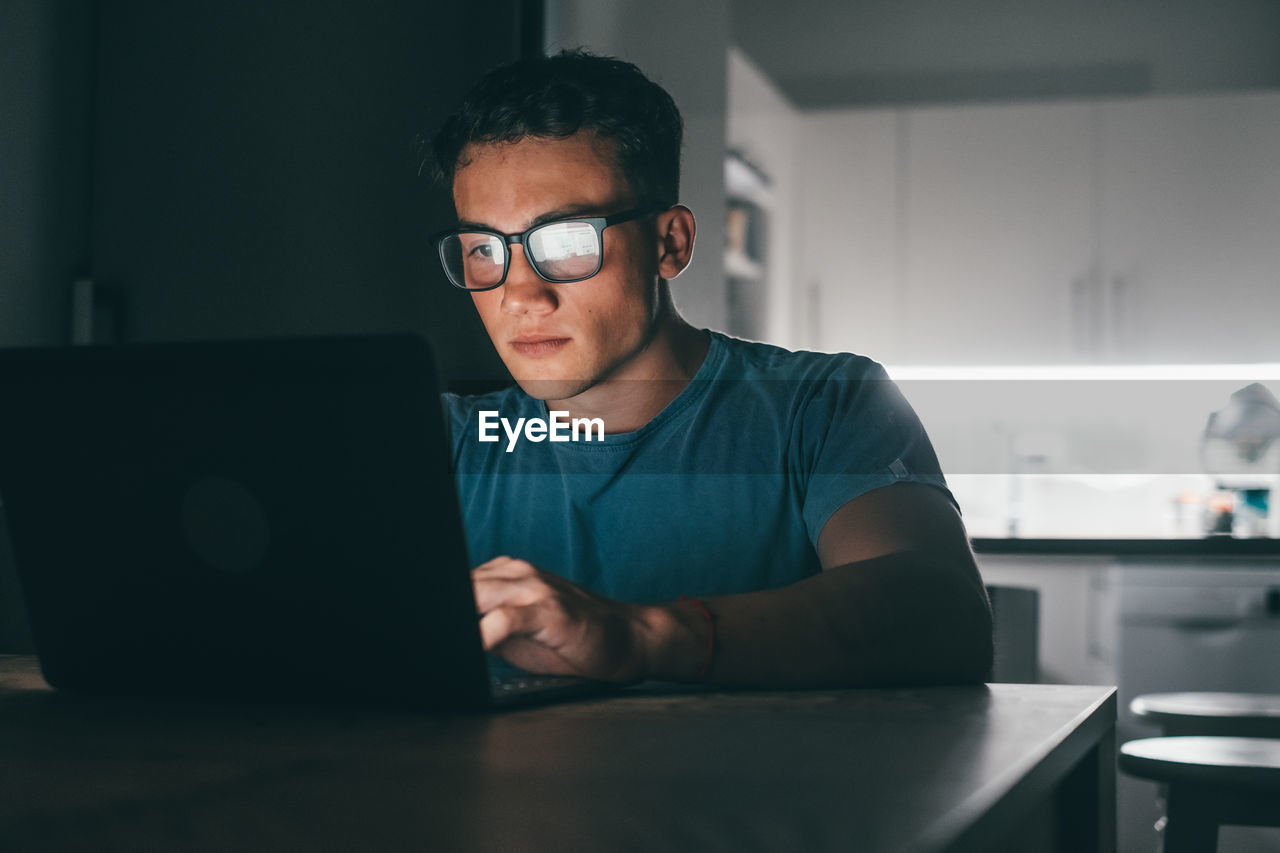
[455,204,610,233]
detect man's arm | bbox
[473,482,994,687]
[643,482,993,686]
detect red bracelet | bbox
[678,596,715,680]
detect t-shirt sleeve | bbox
[795,357,953,545]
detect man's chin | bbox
[512,376,594,402]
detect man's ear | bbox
[655,205,696,280]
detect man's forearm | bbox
[638,551,994,688]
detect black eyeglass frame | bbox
[433,205,662,292]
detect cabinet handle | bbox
[1071,275,1089,356]
[1071,274,1100,357]
[1088,270,1105,360]
[1166,618,1245,632]
[1110,275,1128,356]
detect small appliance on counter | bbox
[1200,382,1280,538]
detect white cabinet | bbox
[795,110,899,357]
[976,555,1116,685]
[900,102,1095,364]
[796,91,1280,364]
[1099,91,1280,363]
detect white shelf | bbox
[725,152,773,206]
[725,249,765,280]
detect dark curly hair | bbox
[429,49,683,209]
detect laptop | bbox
[0,334,611,711]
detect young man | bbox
[430,51,992,687]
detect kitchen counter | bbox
[972,537,1280,556]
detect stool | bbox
[1132,692,1280,738]
[1118,736,1280,853]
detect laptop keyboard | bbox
[488,673,592,697]
[484,656,616,706]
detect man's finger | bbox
[478,604,544,650]
[472,556,538,580]
[473,573,546,614]
[473,555,516,571]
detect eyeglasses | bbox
[433,206,658,291]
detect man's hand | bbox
[473,556,657,683]
[473,483,993,689]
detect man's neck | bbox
[546,319,710,434]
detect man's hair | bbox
[430,49,683,208]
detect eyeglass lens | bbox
[441,220,603,290]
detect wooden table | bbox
[0,656,1115,852]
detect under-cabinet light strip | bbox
[883,364,1280,381]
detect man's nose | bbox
[500,245,557,314]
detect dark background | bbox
[1,0,543,373]
[1,0,541,652]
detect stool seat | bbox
[1119,737,1280,852]
[1131,693,1280,737]
[1120,736,1280,789]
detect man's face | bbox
[451,133,663,401]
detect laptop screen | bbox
[0,334,492,710]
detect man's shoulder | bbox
[709,331,888,383]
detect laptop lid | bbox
[0,334,493,711]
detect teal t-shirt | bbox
[443,331,949,604]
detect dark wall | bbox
[90,1,523,385]
[0,1,529,652]
[0,0,94,653]
[0,0,94,348]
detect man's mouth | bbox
[509,336,570,357]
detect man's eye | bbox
[462,237,503,265]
